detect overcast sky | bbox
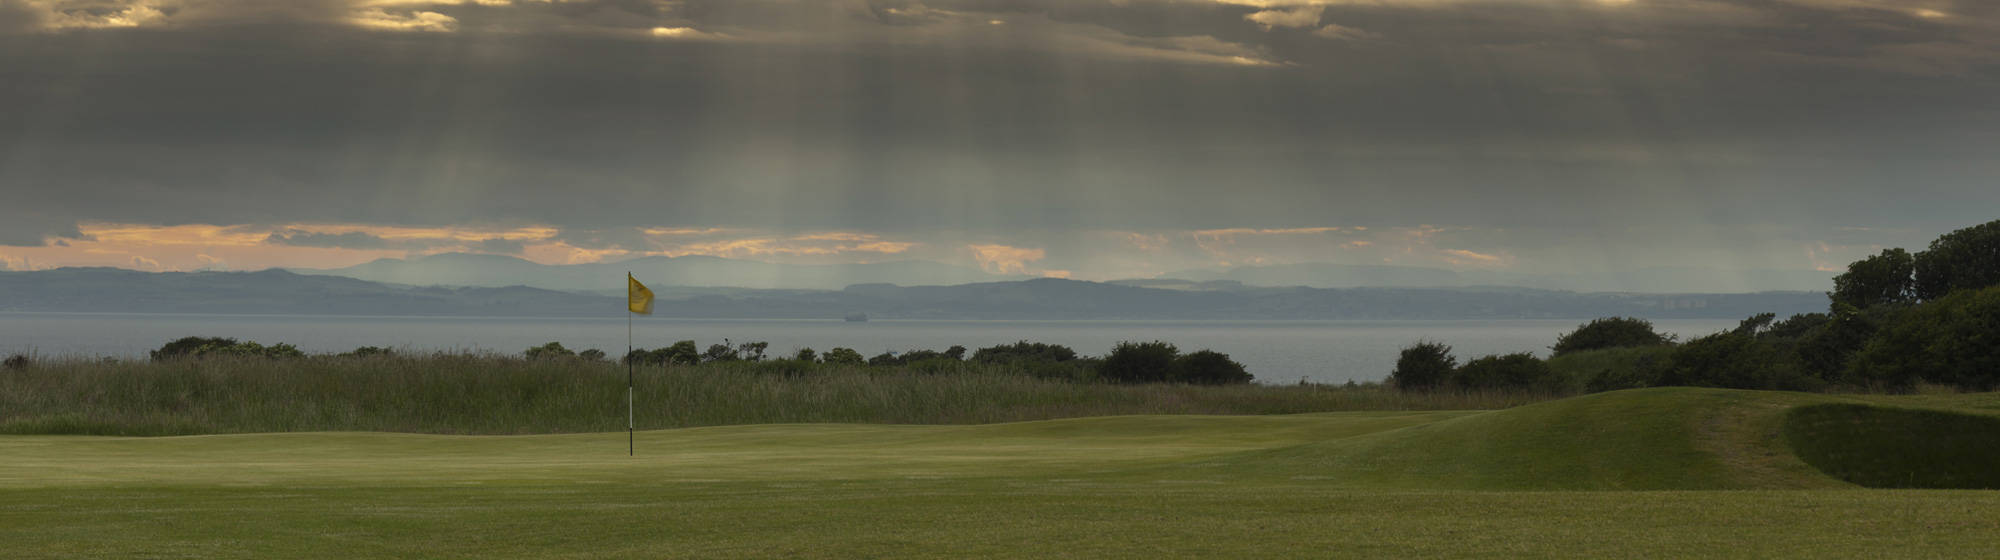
[2,0,1996,286]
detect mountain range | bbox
[289,253,1835,294]
[1,267,1828,320]
[289,253,1025,293]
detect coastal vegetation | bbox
[0,351,1552,437]
[1396,218,2000,395]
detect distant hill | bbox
[1,268,1827,320]
[290,253,1023,292]
[1165,263,1834,293]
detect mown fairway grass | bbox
[3,388,1997,558]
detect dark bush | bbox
[152,337,303,360]
[1099,341,1179,384]
[1174,350,1253,385]
[971,341,1078,364]
[793,348,818,362]
[702,343,740,362]
[3,354,28,371]
[1848,284,2000,391]
[822,347,865,366]
[1390,341,1455,392]
[151,336,239,361]
[1546,346,1672,393]
[1551,317,1672,357]
[1659,332,1821,391]
[578,349,607,362]
[867,351,900,367]
[524,342,575,360]
[1452,353,1556,391]
[342,346,395,358]
[736,341,769,361]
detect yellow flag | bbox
[627,274,655,315]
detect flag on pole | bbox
[628,274,655,315]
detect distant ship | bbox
[843,313,869,323]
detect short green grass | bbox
[4,388,1998,558]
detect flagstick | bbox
[627,272,635,457]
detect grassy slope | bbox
[4,388,1998,558]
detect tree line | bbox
[113,337,1254,386]
[1392,218,2000,393]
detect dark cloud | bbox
[0,0,1995,258]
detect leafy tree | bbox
[702,343,740,363]
[1551,317,1672,357]
[1174,350,1253,385]
[971,341,1078,364]
[663,340,699,365]
[1848,284,2000,391]
[821,347,865,366]
[578,349,607,362]
[736,341,769,362]
[1390,341,1456,392]
[1452,353,1555,391]
[1099,341,1179,383]
[793,348,818,362]
[1831,248,1915,309]
[944,345,968,361]
[1914,219,2000,301]
[1731,312,1777,337]
[525,342,575,360]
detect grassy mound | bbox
[1181,388,1842,490]
[1782,403,2000,489]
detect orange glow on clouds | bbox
[0,223,941,272]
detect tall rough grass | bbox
[0,355,1561,436]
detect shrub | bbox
[152,337,303,360]
[867,351,900,367]
[736,341,769,361]
[793,348,818,362]
[1659,332,1820,391]
[3,354,28,371]
[1551,317,1672,357]
[702,343,740,363]
[1452,353,1556,391]
[1174,350,1253,385]
[1546,346,1672,393]
[822,347,865,366]
[625,341,702,366]
[1099,341,1179,383]
[1848,284,2000,391]
[1390,341,1455,392]
[578,349,607,362]
[151,336,239,361]
[342,346,395,358]
[663,341,699,365]
[971,341,1078,364]
[524,342,575,360]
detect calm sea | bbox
[0,313,1740,385]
